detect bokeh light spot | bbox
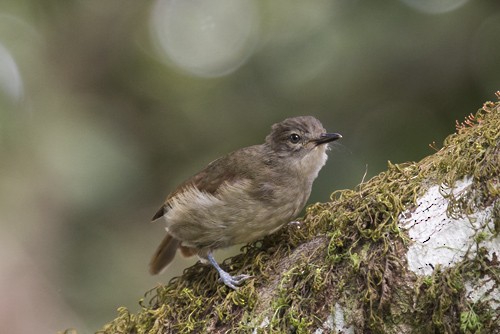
[0,43,23,102]
[400,0,469,14]
[150,0,259,77]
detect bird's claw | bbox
[218,272,252,290]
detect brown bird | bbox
[149,116,341,289]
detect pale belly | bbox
[163,182,308,249]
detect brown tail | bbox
[149,234,181,275]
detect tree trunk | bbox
[96,98,499,334]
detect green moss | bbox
[98,101,499,334]
[264,260,331,332]
[460,307,483,333]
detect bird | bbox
[149,116,342,289]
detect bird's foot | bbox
[207,251,252,289]
[288,220,302,226]
[218,272,252,290]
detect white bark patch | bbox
[465,275,499,311]
[252,317,269,334]
[399,177,499,276]
[313,315,333,334]
[313,303,354,334]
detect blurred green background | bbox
[0,0,499,332]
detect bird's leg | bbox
[207,252,252,290]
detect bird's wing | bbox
[151,153,247,221]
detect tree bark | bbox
[96,98,499,334]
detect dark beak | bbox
[314,132,342,146]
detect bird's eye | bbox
[289,133,301,144]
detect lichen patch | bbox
[400,178,498,275]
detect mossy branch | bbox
[93,97,499,334]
